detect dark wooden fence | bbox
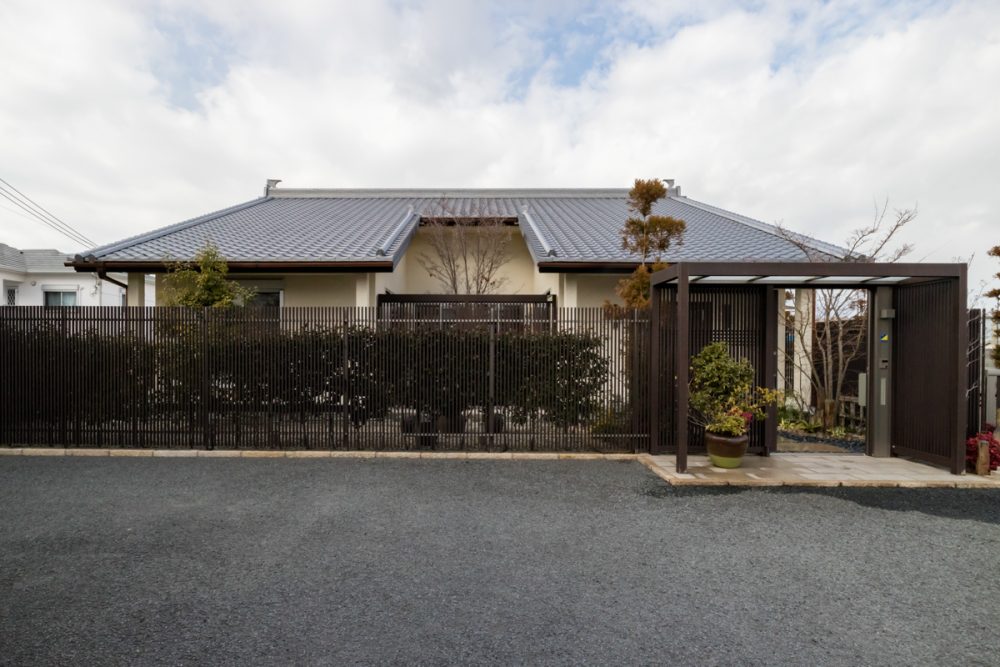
[0,306,649,452]
[968,308,986,435]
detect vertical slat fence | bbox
[0,305,649,452]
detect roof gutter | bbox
[70,259,396,274]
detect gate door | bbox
[891,280,967,472]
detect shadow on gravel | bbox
[792,487,1000,526]
[646,483,1000,526]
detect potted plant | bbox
[689,342,781,468]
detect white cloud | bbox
[0,0,997,290]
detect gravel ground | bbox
[1,458,998,666]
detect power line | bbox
[0,177,96,248]
[0,187,93,247]
[0,178,95,247]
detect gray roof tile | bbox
[78,189,847,266]
[0,243,73,273]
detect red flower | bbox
[966,430,1000,472]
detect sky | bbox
[0,0,997,296]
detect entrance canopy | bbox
[651,261,964,288]
[650,262,968,474]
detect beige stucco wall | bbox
[394,226,539,295]
[282,275,356,307]
[575,274,624,308]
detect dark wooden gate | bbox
[891,280,968,471]
[651,283,776,456]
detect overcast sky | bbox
[1,0,997,294]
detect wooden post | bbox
[676,265,690,473]
[487,321,496,448]
[342,319,350,447]
[953,270,969,474]
[650,285,661,455]
[200,308,209,450]
[763,287,779,456]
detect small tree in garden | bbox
[417,198,515,295]
[776,200,916,430]
[614,178,686,309]
[160,242,255,308]
[157,243,255,424]
[987,244,1000,368]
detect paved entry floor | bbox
[644,453,1000,487]
[1,458,999,666]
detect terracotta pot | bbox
[705,432,749,468]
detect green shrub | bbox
[689,342,781,437]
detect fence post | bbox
[487,321,496,446]
[650,291,661,455]
[342,318,350,448]
[60,307,68,446]
[200,308,209,449]
[631,308,640,452]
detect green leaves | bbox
[160,243,255,308]
[689,342,782,437]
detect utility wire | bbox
[0,177,91,242]
[0,187,93,247]
[0,177,96,247]
[0,178,95,247]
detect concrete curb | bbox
[1,448,640,462]
[635,454,1000,489]
[4,448,995,487]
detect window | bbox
[44,291,77,307]
[5,287,15,306]
[248,291,282,308]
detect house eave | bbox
[69,260,396,274]
[536,260,638,274]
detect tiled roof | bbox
[76,189,847,268]
[0,243,74,273]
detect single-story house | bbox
[69,180,846,309]
[1,243,154,307]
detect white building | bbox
[1,243,154,307]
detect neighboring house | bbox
[69,180,845,308]
[0,243,154,307]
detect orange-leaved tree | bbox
[615,179,686,309]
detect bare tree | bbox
[777,201,916,430]
[988,245,1000,368]
[417,198,515,295]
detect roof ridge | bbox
[79,197,269,261]
[672,196,848,259]
[270,188,630,199]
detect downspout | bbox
[97,267,127,289]
[96,266,128,307]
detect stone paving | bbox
[640,452,1000,488]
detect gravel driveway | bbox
[1,458,998,666]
